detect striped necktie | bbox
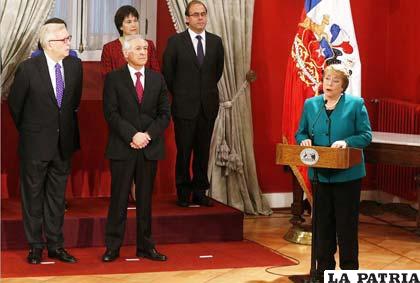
[55,63,64,108]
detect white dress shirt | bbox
[127,64,150,139]
[44,52,64,99]
[188,28,206,56]
[127,64,145,89]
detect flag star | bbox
[316,46,325,58]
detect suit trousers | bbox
[173,108,215,202]
[314,178,362,273]
[105,151,157,251]
[20,148,70,250]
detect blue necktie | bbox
[196,35,204,65]
[55,63,64,108]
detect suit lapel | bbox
[142,68,153,107]
[36,53,59,108]
[202,31,212,66]
[62,57,73,107]
[181,30,200,69]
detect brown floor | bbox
[2,209,420,283]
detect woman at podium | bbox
[295,64,372,275]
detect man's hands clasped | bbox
[131,132,151,149]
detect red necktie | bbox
[135,72,143,103]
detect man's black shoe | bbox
[102,249,120,262]
[193,196,214,207]
[48,247,77,263]
[136,248,167,261]
[27,248,43,264]
[176,200,189,207]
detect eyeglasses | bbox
[49,35,72,43]
[188,12,207,18]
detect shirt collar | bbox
[44,52,63,70]
[127,64,145,77]
[188,28,206,41]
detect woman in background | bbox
[101,5,160,202]
[295,64,372,279]
[101,5,160,77]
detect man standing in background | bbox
[163,0,224,207]
[8,20,83,264]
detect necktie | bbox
[135,72,144,103]
[55,63,64,108]
[196,35,204,65]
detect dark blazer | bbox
[163,30,224,120]
[103,65,170,161]
[295,94,372,183]
[8,53,83,160]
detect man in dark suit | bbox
[102,35,170,262]
[31,18,79,213]
[163,0,224,207]
[8,21,82,264]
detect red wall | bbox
[250,0,302,193]
[156,0,176,65]
[385,0,420,102]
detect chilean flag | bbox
[281,0,361,203]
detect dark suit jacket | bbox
[163,30,224,120]
[8,53,83,160]
[103,65,170,161]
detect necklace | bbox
[324,94,342,110]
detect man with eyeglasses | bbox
[8,20,83,264]
[163,0,224,208]
[30,18,79,214]
[31,18,78,59]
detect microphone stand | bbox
[290,99,326,283]
[289,139,321,283]
[308,144,320,283]
[308,98,328,282]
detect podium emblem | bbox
[300,148,319,165]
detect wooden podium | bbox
[277,144,364,282]
[276,144,362,169]
[276,143,363,245]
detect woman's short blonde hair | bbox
[323,64,350,92]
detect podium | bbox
[276,143,363,282]
[276,143,362,169]
[276,143,363,243]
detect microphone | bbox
[310,99,327,144]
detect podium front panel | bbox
[276,144,362,169]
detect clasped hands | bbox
[130,132,151,149]
[300,139,347,148]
